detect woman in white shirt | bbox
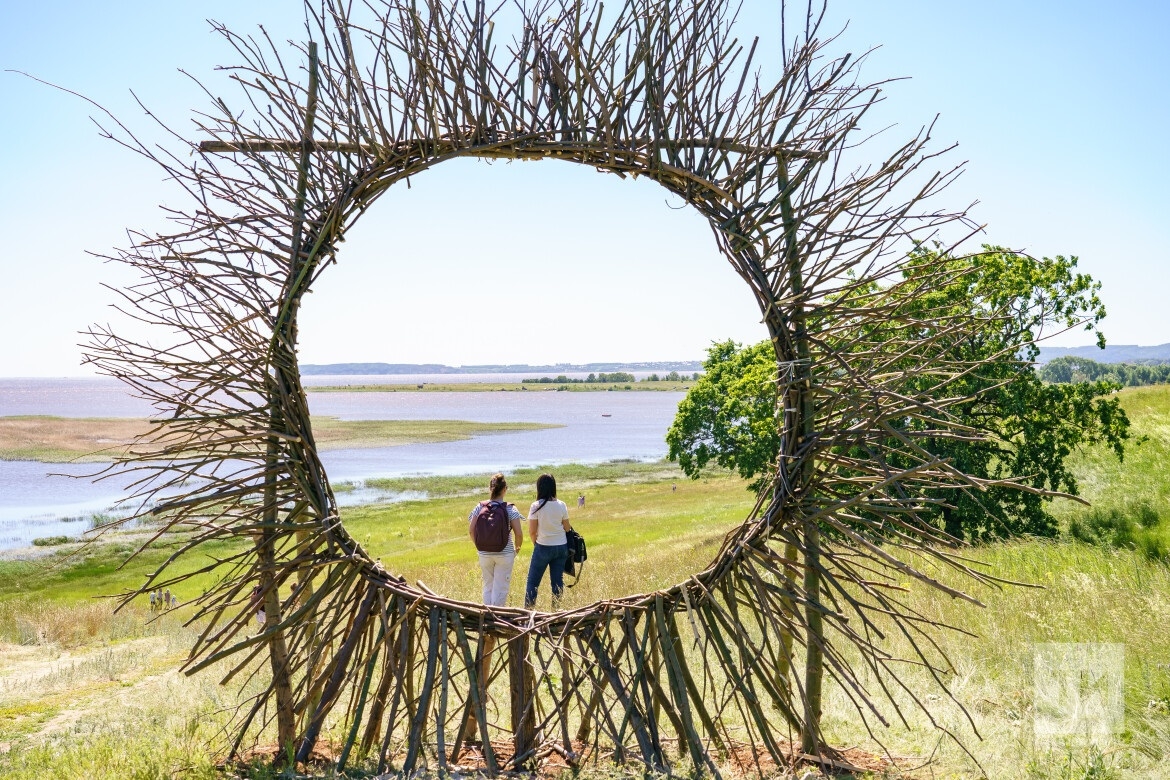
[524,473,573,610]
[469,473,525,606]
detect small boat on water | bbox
[601,413,612,417]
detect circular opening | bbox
[297,157,767,608]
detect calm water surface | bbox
[0,377,683,549]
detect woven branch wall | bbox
[85,0,1018,774]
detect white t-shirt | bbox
[528,498,569,547]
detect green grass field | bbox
[2,387,1170,778]
[1051,385,1170,561]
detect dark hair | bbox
[489,473,507,500]
[534,473,556,512]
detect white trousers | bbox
[478,552,516,606]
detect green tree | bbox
[667,247,1131,540]
[667,340,781,492]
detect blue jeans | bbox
[525,543,569,609]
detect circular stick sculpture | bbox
[86,0,1023,773]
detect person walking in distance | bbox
[525,474,573,610]
[250,584,266,633]
[469,473,525,607]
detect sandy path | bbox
[0,635,185,742]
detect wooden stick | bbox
[507,634,536,768]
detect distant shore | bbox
[0,416,558,463]
[300,361,704,375]
[308,380,695,393]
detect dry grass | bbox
[2,468,1169,778]
[0,416,148,463]
[0,599,149,648]
[0,415,555,463]
[0,601,237,779]
[817,541,1170,779]
[6,542,1165,779]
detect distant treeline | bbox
[523,372,637,384]
[303,361,703,375]
[644,371,698,381]
[1040,356,1170,387]
[521,371,698,385]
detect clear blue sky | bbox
[2,1,1167,376]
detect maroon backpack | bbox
[472,500,511,553]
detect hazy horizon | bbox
[8,342,1170,379]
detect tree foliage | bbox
[668,246,1132,540]
[666,340,781,492]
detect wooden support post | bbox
[777,164,823,756]
[296,585,379,763]
[451,615,497,773]
[435,611,450,772]
[802,521,825,753]
[362,598,404,756]
[376,604,416,773]
[508,634,536,767]
[575,674,605,744]
[403,609,442,772]
[257,534,296,752]
[336,621,386,773]
[461,633,495,743]
[623,610,665,758]
[403,620,417,723]
[779,540,799,684]
[643,615,669,749]
[586,631,664,772]
[654,595,711,775]
[257,39,321,760]
[556,651,576,757]
[664,606,726,775]
[574,632,631,744]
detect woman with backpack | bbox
[469,473,525,606]
[524,473,573,610]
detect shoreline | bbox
[1,458,683,557]
[307,381,695,393]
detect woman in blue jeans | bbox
[525,473,573,609]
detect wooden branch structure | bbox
[83,0,1036,773]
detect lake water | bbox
[0,376,685,549]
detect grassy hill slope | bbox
[3,388,1170,778]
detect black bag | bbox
[471,501,511,553]
[564,529,587,585]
